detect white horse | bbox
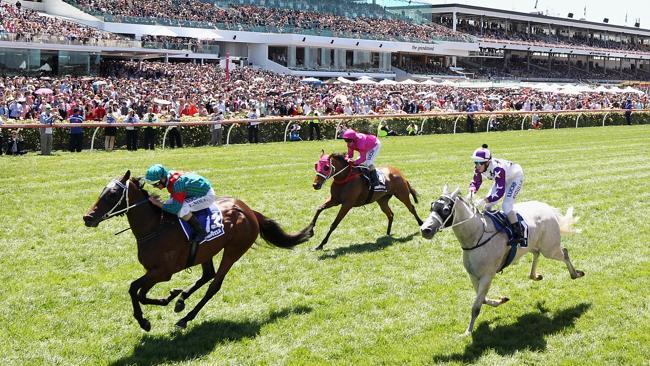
[420,185,585,335]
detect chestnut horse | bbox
[83,170,313,331]
[311,152,423,250]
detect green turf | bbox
[1,126,648,365]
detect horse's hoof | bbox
[572,270,585,279]
[531,274,544,281]
[139,318,151,332]
[461,330,472,337]
[313,245,324,251]
[174,299,185,313]
[175,319,187,329]
[501,297,510,304]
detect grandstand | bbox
[0,0,648,82]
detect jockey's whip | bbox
[115,227,132,235]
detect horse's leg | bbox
[377,196,394,236]
[529,251,544,280]
[540,240,585,279]
[128,275,152,331]
[556,247,585,279]
[471,274,508,308]
[176,247,245,329]
[175,260,216,313]
[315,204,352,250]
[465,275,494,336]
[310,198,338,227]
[394,186,423,226]
[136,270,176,306]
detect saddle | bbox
[484,210,529,272]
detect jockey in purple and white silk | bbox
[469,144,525,243]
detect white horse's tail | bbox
[555,206,581,234]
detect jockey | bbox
[144,164,216,245]
[342,128,382,189]
[469,144,525,245]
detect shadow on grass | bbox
[318,232,418,260]
[433,302,591,364]
[110,305,312,366]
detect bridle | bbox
[430,194,501,251]
[429,194,479,233]
[315,157,350,182]
[98,179,149,222]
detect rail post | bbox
[453,115,461,134]
[90,127,101,151]
[161,126,174,149]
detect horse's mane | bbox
[130,177,164,215]
[330,153,347,162]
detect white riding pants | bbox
[175,188,217,218]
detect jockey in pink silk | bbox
[469,144,525,245]
[342,128,382,189]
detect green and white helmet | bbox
[144,164,168,184]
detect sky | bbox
[427,0,649,29]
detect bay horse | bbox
[83,170,313,331]
[311,152,423,250]
[420,185,585,335]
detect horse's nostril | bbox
[421,228,432,235]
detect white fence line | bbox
[1,109,646,150]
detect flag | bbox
[225,51,230,83]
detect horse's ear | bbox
[123,170,131,182]
[452,186,461,197]
[320,149,325,157]
[443,184,449,195]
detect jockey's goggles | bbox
[474,161,485,166]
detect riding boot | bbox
[186,215,207,244]
[368,167,380,189]
[510,220,524,245]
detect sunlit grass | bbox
[1,125,648,365]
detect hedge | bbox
[1,111,647,152]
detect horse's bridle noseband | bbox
[316,157,349,182]
[430,194,479,234]
[97,179,149,222]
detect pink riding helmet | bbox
[341,129,358,140]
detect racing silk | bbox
[469,158,523,203]
[346,133,378,165]
[163,171,212,215]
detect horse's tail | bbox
[407,181,419,204]
[253,211,313,248]
[556,206,581,234]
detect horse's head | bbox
[83,170,138,227]
[312,151,349,190]
[313,151,331,190]
[420,185,461,239]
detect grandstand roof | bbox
[389,3,650,37]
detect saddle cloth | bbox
[179,203,225,244]
[484,210,529,248]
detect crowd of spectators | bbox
[0,60,646,152]
[0,60,645,123]
[448,19,650,55]
[0,3,125,43]
[68,0,472,43]
[458,56,650,82]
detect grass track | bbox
[1,126,649,365]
